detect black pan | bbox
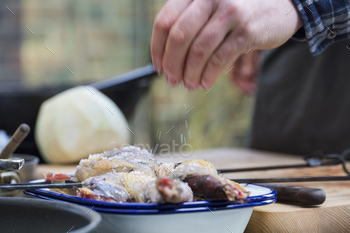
[0,64,157,161]
[0,197,101,233]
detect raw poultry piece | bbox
[74,146,162,182]
[77,171,193,204]
[78,172,131,202]
[44,146,161,182]
[143,177,193,203]
[77,163,157,202]
[74,157,135,182]
[171,160,249,201]
[44,146,249,203]
[176,159,217,174]
[153,163,176,177]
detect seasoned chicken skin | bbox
[143,177,193,203]
[45,146,248,204]
[78,173,131,202]
[171,160,249,201]
[77,172,193,203]
[73,146,162,182]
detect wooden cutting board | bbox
[37,148,350,232]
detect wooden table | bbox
[37,148,350,232]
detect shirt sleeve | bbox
[291,0,350,55]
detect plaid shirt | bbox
[291,0,350,55]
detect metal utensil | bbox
[0,156,25,197]
[0,180,82,191]
[231,175,350,183]
[0,124,30,159]
[0,158,25,171]
[0,155,36,197]
[2,175,347,189]
[3,175,350,191]
[11,154,39,182]
[218,149,350,175]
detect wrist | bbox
[288,0,304,30]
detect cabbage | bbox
[35,86,130,163]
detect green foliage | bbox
[149,74,254,150]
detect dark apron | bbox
[248,39,350,155]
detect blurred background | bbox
[0,0,254,160]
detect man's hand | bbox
[230,50,262,94]
[151,0,302,90]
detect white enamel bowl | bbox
[25,181,276,233]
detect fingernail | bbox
[183,82,189,90]
[169,79,177,86]
[199,83,205,90]
[186,84,194,91]
[183,82,189,89]
[165,73,169,82]
[200,82,208,90]
[167,74,172,82]
[167,75,177,86]
[153,64,160,73]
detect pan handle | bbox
[90,64,157,91]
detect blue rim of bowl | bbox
[24,191,277,215]
[24,179,276,210]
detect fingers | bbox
[200,30,249,89]
[162,0,213,86]
[151,0,192,73]
[230,50,262,93]
[183,4,236,90]
[232,69,257,94]
[234,79,256,93]
[231,55,243,82]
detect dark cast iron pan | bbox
[0,197,101,233]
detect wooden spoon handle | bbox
[262,183,326,206]
[0,124,30,159]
